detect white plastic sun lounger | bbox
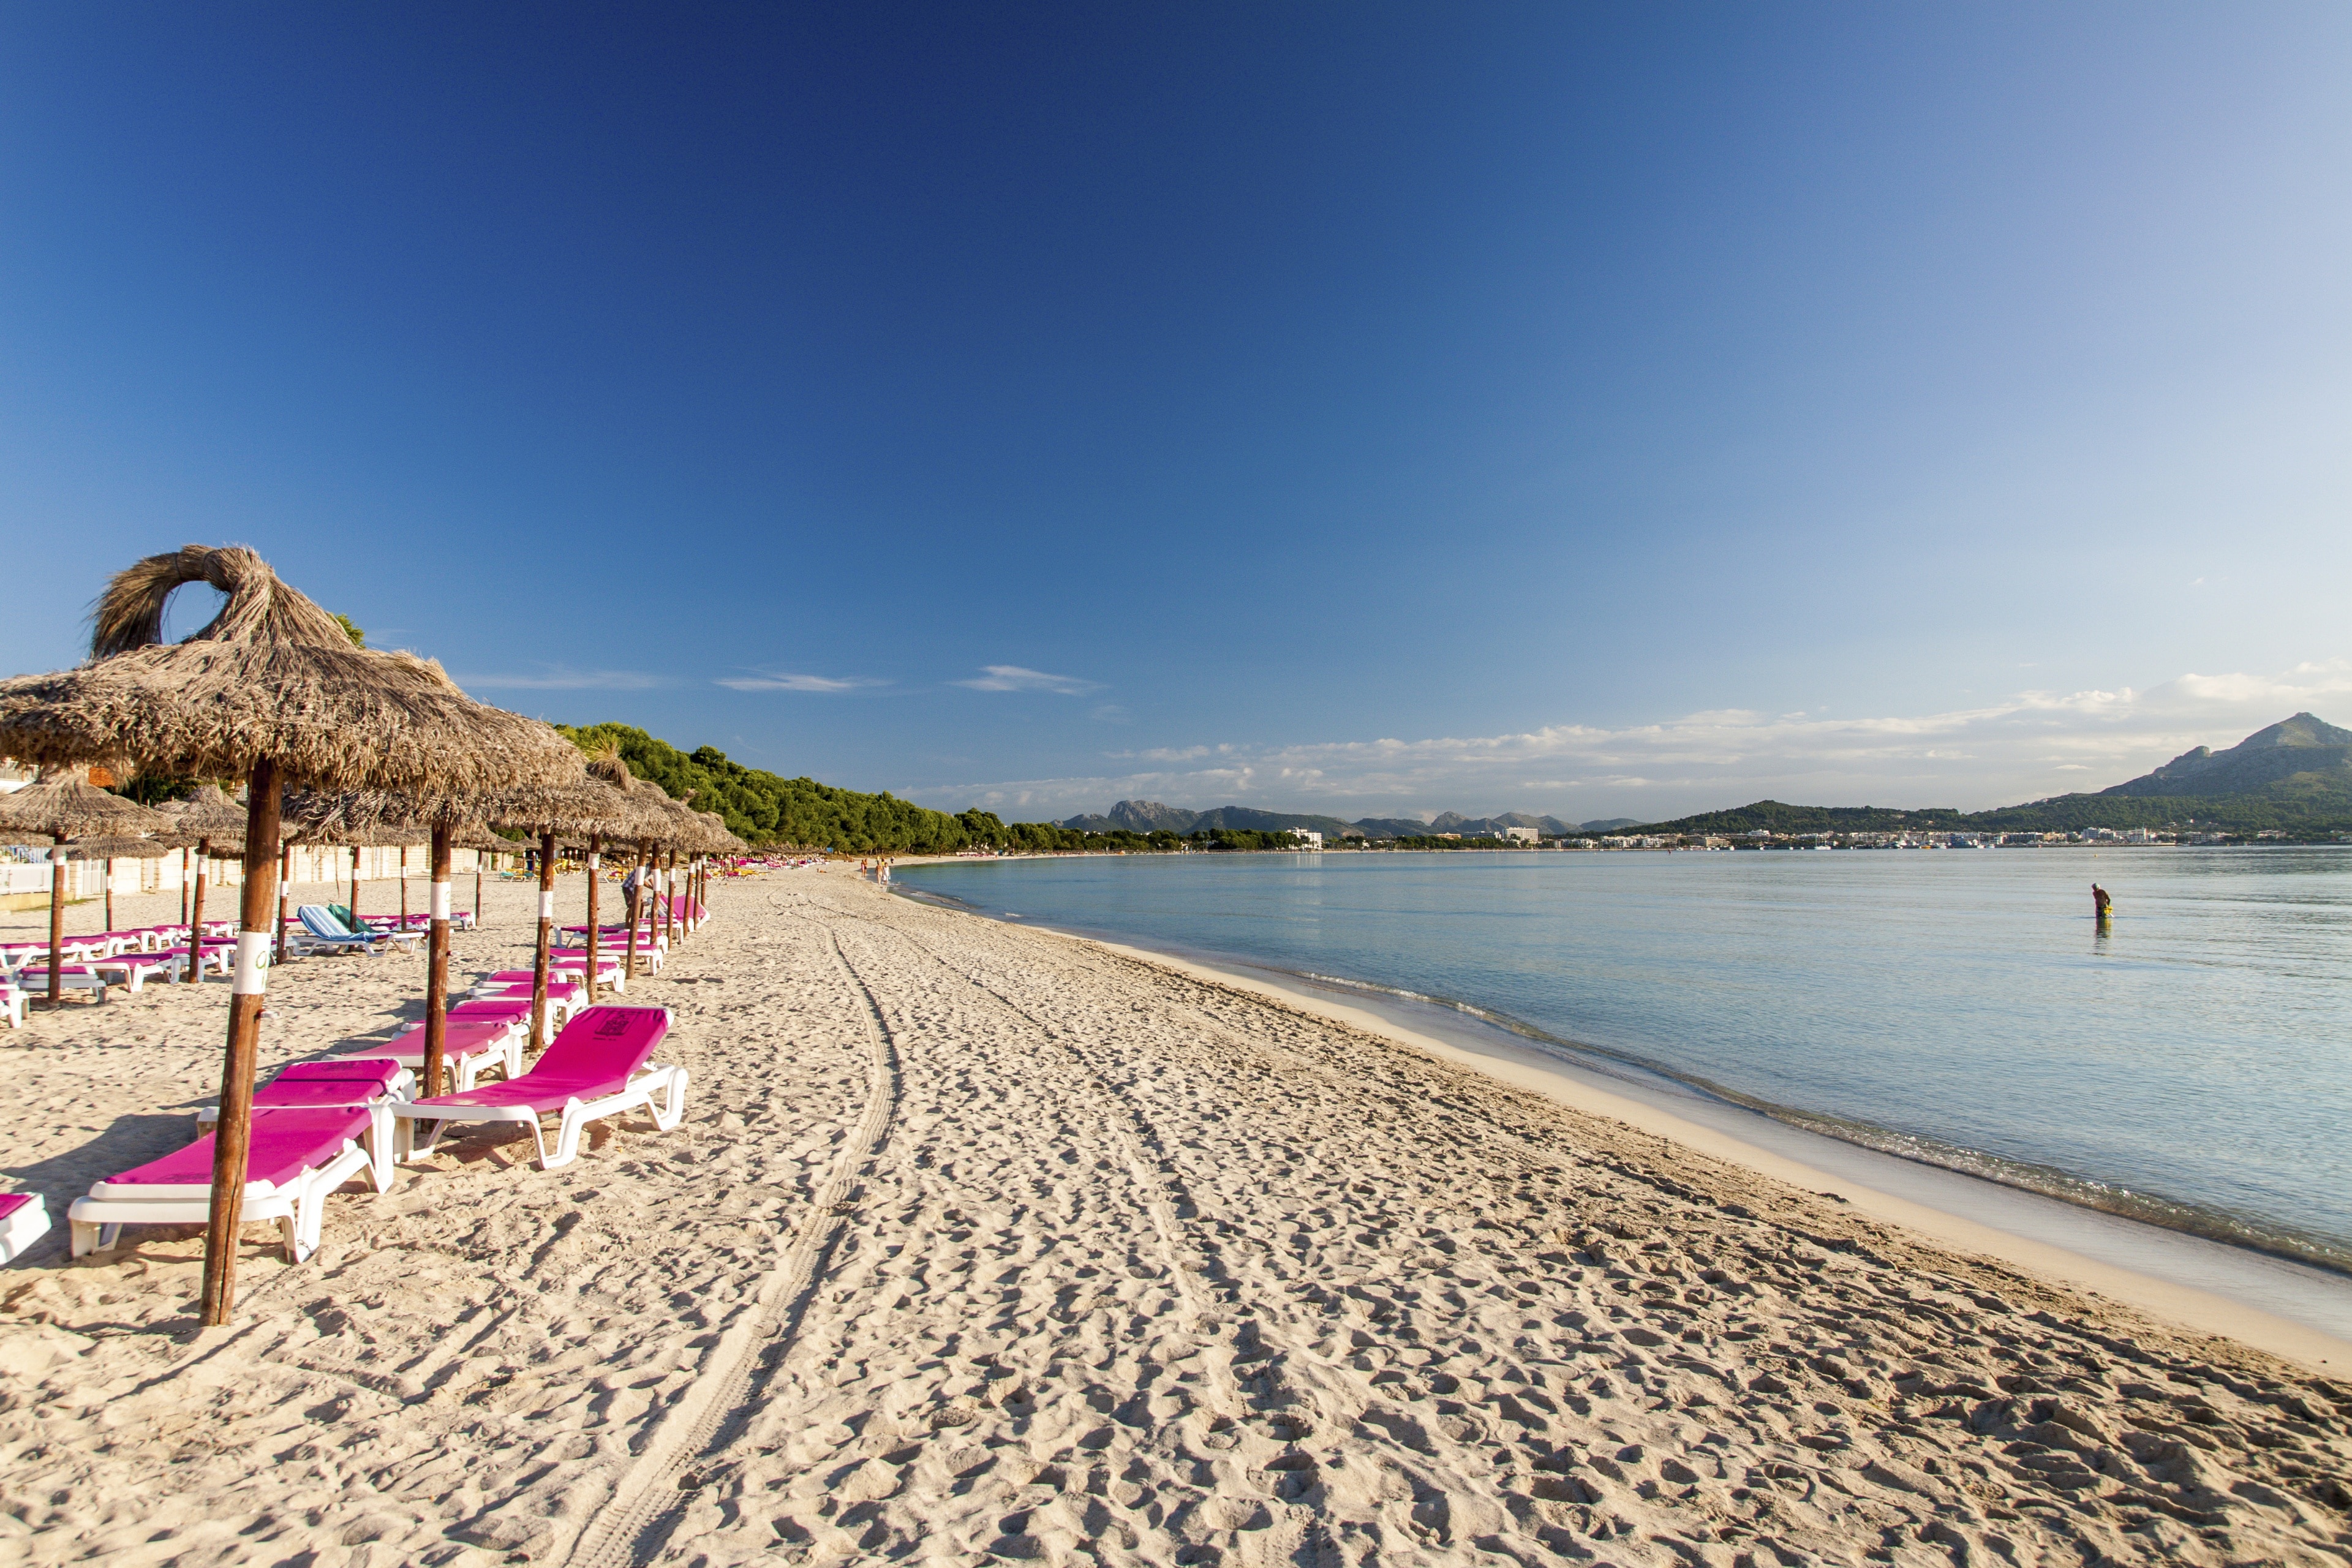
[67,1106,383,1263]
[194,1058,412,1172]
[393,1005,685,1170]
[0,1193,48,1263]
[350,1017,522,1091]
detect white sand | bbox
[4,870,2351,1567]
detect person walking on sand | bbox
[2092,882,2111,919]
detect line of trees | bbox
[559,726,1322,854]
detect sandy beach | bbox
[5,869,2352,1567]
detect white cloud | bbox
[955,665,1105,695]
[458,665,670,691]
[905,661,2352,822]
[716,670,889,693]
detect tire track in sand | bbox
[562,927,900,1568]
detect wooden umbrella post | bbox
[198,756,282,1327]
[585,833,601,1004]
[102,855,115,935]
[399,843,409,930]
[624,841,645,979]
[473,858,483,926]
[530,829,556,1052]
[277,842,292,960]
[179,846,190,926]
[45,834,66,1006]
[421,824,453,1098]
[186,836,211,983]
[349,845,360,929]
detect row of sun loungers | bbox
[66,1002,688,1261]
[2,905,462,1023]
[9,881,711,1269]
[2,926,240,1016]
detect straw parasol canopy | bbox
[0,766,172,841]
[456,824,526,856]
[163,783,250,839]
[0,545,588,1325]
[62,833,172,859]
[0,545,586,795]
[0,767,173,999]
[281,789,434,848]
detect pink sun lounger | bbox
[470,973,587,1023]
[67,1106,384,1262]
[197,1058,412,1171]
[392,1005,686,1170]
[15,964,116,1002]
[446,993,559,1048]
[356,1016,522,1090]
[0,1192,48,1263]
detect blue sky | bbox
[4,4,2348,821]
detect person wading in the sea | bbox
[2092,882,2112,919]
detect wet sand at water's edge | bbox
[4,870,2352,1567]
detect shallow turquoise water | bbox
[897,848,2352,1270]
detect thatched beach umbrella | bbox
[0,545,584,1323]
[455,823,522,924]
[644,792,706,949]
[64,832,170,933]
[0,768,171,1003]
[161,784,249,982]
[488,775,640,1049]
[608,774,687,980]
[578,748,676,1000]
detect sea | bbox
[896,846,2352,1328]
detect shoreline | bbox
[885,878,2352,1369]
[1070,930,2352,1368]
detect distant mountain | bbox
[1109,799,1200,833]
[1063,800,1357,839]
[1579,818,1641,833]
[1191,806,1362,839]
[1352,816,1438,839]
[1062,800,1608,840]
[2100,713,2352,802]
[1629,714,2352,837]
[1404,810,1583,838]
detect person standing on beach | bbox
[2092,882,2111,919]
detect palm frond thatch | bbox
[281,790,435,848]
[64,833,172,859]
[486,778,647,840]
[160,782,251,839]
[0,766,173,840]
[0,545,587,796]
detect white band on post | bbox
[431,881,451,921]
[232,932,272,995]
[589,854,600,871]
[540,891,555,920]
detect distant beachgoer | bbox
[2092,883,2111,919]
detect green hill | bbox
[1630,714,2352,839]
[560,724,981,853]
